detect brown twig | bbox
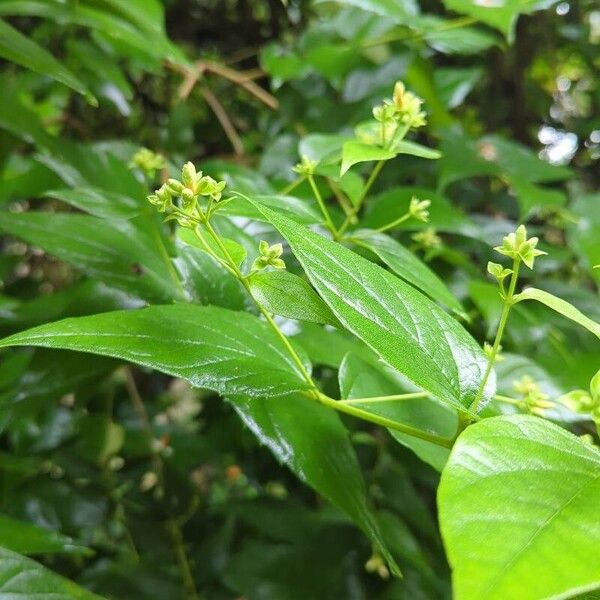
[199,87,245,156]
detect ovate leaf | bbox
[392,140,441,159]
[252,202,494,411]
[442,0,559,42]
[229,392,400,577]
[439,415,600,600]
[44,187,141,219]
[514,287,600,340]
[248,270,340,327]
[340,142,396,176]
[0,546,102,598]
[0,19,95,102]
[350,230,464,314]
[0,305,310,398]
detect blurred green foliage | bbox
[0,0,598,598]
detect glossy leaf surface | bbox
[252,202,494,411]
[514,287,600,340]
[0,546,102,599]
[0,305,309,398]
[229,392,400,576]
[351,230,464,314]
[439,415,600,600]
[248,270,340,326]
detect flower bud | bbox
[411,227,441,249]
[130,147,165,174]
[182,161,198,191]
[494,224,547,269]
[252,240,286,271]
[292,155,317,176]
[487,262,513,282]
[166,178,184,195]
[409,197,430,222]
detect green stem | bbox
[317,392,453,448]
[200,216,454,448]
[203,220,316,390]
[494,394,522,406]
[336,160,385,238]
[375,211,412,233]
[469,259,521,414]
[307,174,338,236]
[327,178,355,219]
[280,176,305,196]
[165,518,199,600]
[340,392,429,404]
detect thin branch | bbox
[199,87,245,156]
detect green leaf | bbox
[508,177,566,218]
[248,270,340,327]
[0,212,178,303]
[0,19,95,102]
[392,140,441,159]
[44,187,141,219]
[350,230,464,314]
[0,546,102,598]
[222,194,321,225]
[178,228,247,268]
[513,287,600,340]
[228,392,401,577]
[339,353,455,471]
[340,142,396,176]
[0,305,310,398]
[442,0,559,42]
[439,415,600,600]
[314,0,419,23]
[0,514,89,556]
[251,201,494,411]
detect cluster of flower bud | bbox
[411,227,441,249]
[512,375,555,416]
[293,155,317,176]
[130,147,165,176]
[252,240,286,271]
[494,224,546,269]
[147,162,226,225]
[373,81,427,136]
[558,370,600,424]
[408,197,430,222]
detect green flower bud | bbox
[130,147,165,174]
[494,224,547,269]
[483,342,504,362]
[182,162,199,192]
[197,176,227,201]
[252,240,286,271]
[181,188,196,212]
[411,227,441,249]
[487,262,513,282]
[292,155,317,176]
[558,390,594,414]
[166,178,184,195]
[148,184,173,213]
[409,197,430,222]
